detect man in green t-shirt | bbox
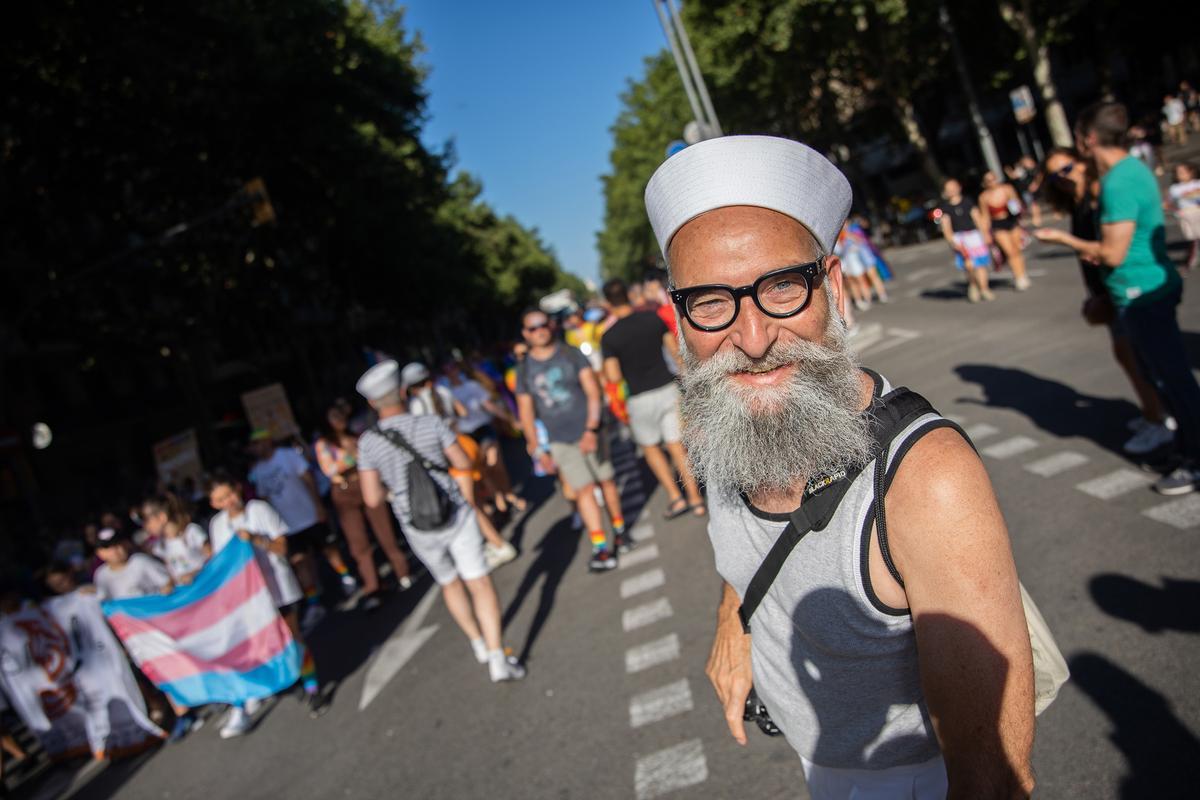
[1036,101,1200,495]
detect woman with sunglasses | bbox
[1038,147,1170,456]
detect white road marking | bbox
[623,597,674,632]
[629,679,693,728]
[981,435,1039,459]
[359,584,441,710]
[1076,469,1156,500]
[619,542,660,570]
[861,327,922,356]
[1024,451,1090,477]
[621,568,666,599]
[904,267,940,282]
[1142,494,1200,529]
[634,739,708,800]
[964,423,1000,441]
[848,322,884,354]
[631,524,655,541]
[625,633,681,674]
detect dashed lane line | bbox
[981,435,1039,460]
[631,524,655,542]
[634,739,709,800]
[964,423,1000,441]
[629,679,694,728]
[619,543,660,570]
[1076,469,1156,500]
[1024,451,1090,477]
[904,267,940,282]
[621,568,666,599]
[859,327,922,357]
[625,633,681,674]
[1142,494,1200,529]
[623,597,674,633]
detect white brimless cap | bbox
[644,135,852,258]
[356,359,401,400]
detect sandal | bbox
[690,502,708,517]
[507,494,528,512]
[664,497,690,519]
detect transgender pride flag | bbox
[103,537,301,708]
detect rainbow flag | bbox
[103,537,301,708]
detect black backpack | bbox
[371,424,456,531]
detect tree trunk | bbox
[1002,0,1073,147]
[892,94,945,187]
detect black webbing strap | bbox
[371,425,449,473]
[736,387,935,633]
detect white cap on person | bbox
[356,359,401,401]
[643,135,852,258]
[400,362,431,391]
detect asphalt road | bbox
[14,224,1200,800]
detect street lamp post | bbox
[652,0,722,141]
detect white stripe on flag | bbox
[122,585,280,663]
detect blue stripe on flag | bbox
[102,535,255,619]
[159,640,303,708]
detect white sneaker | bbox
[1126,416,1177,433]
[489,654,527,683]
[471,638,489,664]
[1123,423,1175,455]
[243,697,262,715]
[220,707,253,739]
[300,604,326,634]
[340,574,358,597]
[397,575,413,591]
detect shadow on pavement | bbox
[1069,652,1200,798]
[501,518,581,665]
[1088,574,1200,633]
[954,364,1142,456]
[920,282,970,301]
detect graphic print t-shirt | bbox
[248,447,318,533]
[514,345,591,444]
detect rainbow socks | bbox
[611,515,625,532]
[300,647,318,695]
[590,530,609,553]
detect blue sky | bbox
[403,1,668,284]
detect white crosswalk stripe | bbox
[631,524,655,542]
[625,634,681,674]
[1142,494,1200,529]
[981,435,1039,459]
[1076,469,1156,500]
[618,543,660,570]
[1024,451,1090,477]
[622,597,674,632]
[634,739,708,800]
[621,568,666,599]
[964,423,1000,441]
[629,679,693,728]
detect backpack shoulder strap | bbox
[370,424,448,473]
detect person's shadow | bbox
[954,364,1142,455]
[1089,574,1200,633]
[1070,651,1200,798]
[501,517,582,665]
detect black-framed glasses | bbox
[669,258,825,332]
[524,321,550,332]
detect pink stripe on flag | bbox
[108,556,266,641]
[137,617,293,686]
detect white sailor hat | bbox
[355,359,401,401]
[644,135,852,258]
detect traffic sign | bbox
[1010,85,1037,124]
[665,140,687,159]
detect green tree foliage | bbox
[0,0,576,511]
[597,52,691,282]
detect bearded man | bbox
[645,136,1035,799]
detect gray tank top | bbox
[706,373,945,770]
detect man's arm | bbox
[886,429,1035,798]
[940,215,958,250]
[663,331,681,369]
[972,202,992,241]
[603,356,623,385]
[516,393,539,456]
[577,366,603,454]
[705,581,754,746]
[1034,220,1134,268]
[360,469,386,509]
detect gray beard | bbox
[677,304,873,498]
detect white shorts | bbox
[840,247,870,278]
[404,506,489,585]
[626,382,682,447]
[800,754,947,800]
